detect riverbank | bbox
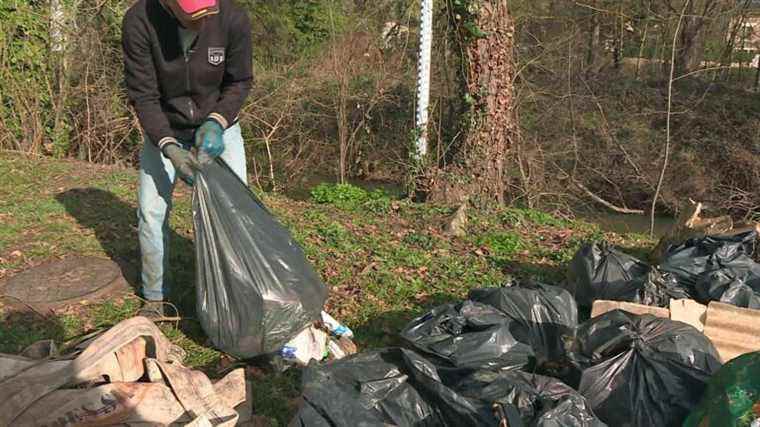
[0,152,656,424]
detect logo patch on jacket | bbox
[208,47,225,66]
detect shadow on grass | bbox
[55,188,200,304]
[55,188,211,350]
[496,259,567,285]
[0,309,66,354]
[351,292,466,349]
[352,262,574,350]
[56,188,142,292]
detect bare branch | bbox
[575,180,646,215]
[651,0,691,236]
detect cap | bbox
[174,0,218,20]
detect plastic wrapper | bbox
[321,311,354,338]
[566,242,691,308]
[279,325,328,366]
[684,351,760,427]
[467,280,577,364]
[571,310,721,427]
[400,300,534,370]
[292,348,606,427]
[193,159,328,358]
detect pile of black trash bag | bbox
[661,231,760,309]
[399,281,576,371]
[293,280,721,427]
[293,348,608,427]
[191,160,734,426]
[566,230,760,309]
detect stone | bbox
[443,203,468,238]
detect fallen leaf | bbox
[359,262,377,275]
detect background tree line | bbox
[3,0,760,218]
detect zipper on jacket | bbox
[184,51,194,121]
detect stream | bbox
[576,211,676,237]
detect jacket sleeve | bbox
[207,10,253,129]
[122,11,177,150]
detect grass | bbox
[0,152,656,425]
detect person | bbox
[122,0,253,317]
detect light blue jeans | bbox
[138,124,247,301]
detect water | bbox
[576,210,676,237]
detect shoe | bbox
[138,300,165,320]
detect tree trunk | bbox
[678,20,704,73]
[677,0,721,74]
[426,0,518,205]
[586,4,600,70]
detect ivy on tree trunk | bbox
[425,0,518,205]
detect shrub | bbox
[310,183,391,213]
[479,232,524,258]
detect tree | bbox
[425,0,519,205]
[668,0,723,73]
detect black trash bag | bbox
[292,348,491,427]
[467,281,577,364]
[454,370,607,427]
[660,230,759,290]
[566,242,691,308]
[637,268,692,305]
[293,348,606,427]
[400,300,534,371]
[193,159,328,358]
[695,265,760,309]
[659,230,760,308]
[571,310,722,427]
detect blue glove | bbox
[195,119,225,158]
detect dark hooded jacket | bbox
[122,0,252,150]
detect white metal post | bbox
[415,0,433,160]
[51,0,66,53]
